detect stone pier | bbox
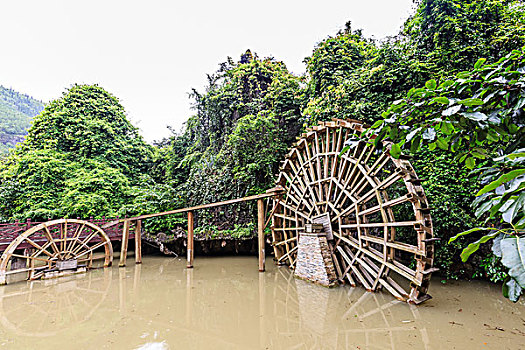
[294,223,337,287]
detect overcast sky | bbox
[0,0,413,142]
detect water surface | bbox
[0,256,524,349]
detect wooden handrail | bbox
[102,187,284,227]
[106,186,284,270]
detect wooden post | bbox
[119,220,130,267]
[258,199,265,272]
[135,220,142,264]
[187,211,194,268]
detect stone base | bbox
[294,227,338,287]
[42,266,87,280]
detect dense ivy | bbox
[165,52,304,228]
[22,85,151,179]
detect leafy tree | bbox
[22,84,152,179]
[0,85,164,221]
[118,175,185,233]
[404,0,525,75]
[169,52,304,230]
[221,112,288,193]
[305,22,375,96]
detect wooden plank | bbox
[118,220,130,267]
[359,233,425,255]
[107,192,282,223]
[263,199,281,230]
[334,232,421,285]
[358,195,411,216]
[273,227,303,232]
[377,278,405,301]
[277,245,298,263]
[258,199,265,272]
[135,220,142,264]
[187,211,194,268]
[272,236,298,246]
[312,212,333,240]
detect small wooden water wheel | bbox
[0,219,113,284]
[271,119,436,303]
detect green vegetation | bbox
[157,51,304,228]
[0,85,44,154]
[0,85,181,231]
[0,0,523,295]
[371,48,525,300]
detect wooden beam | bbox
[258,199,265,272]
[135,220,142,264]
[119,220,130,267]
[112,191,282,223]
[187,211,194,268]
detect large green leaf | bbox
[474,58,487,69]
[501,192,525,224]
[477,169,525,196]
[500,236,525,288]
[460,231,500,262]
[448,227,499,243]
[432,96,449,104]
[458,98,484,106]
[390,143,401,159]
[425,79,437,89]
[461,111,487,122]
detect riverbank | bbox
[142,232,262,256]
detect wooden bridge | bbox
[0,189,283,285]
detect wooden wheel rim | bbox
[271,119,435,303]
[0,219,113,284]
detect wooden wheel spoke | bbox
[23,237,54,258]
[70,231,98,257]
[42,225,60,256]
[10,253,51,264]
[64,223,86,259]
[75,240,108,259]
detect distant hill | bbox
[0,85,44,154]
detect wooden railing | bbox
[114,187,284,271]
[0,187,283,272]
[0,217,130,251]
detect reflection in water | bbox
[0,268,112,338]
[265,267,430,349]
[0,256,523,349]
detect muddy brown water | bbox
[0,256,524,349]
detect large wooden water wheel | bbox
[0,219,113,285]
[271,119,436,303]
